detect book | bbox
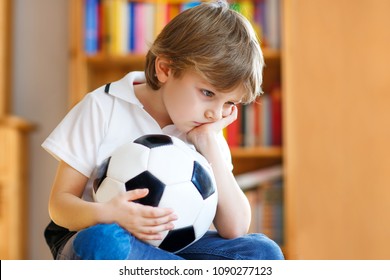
[154,2,169,38]
[128,1,135,52]
[144,3,156,52]
[133,2,146,53]
[226,109,240,147]
[265,0,281,49]
[271,86,282,146]
[181,2,202,12]
[85,0,99,54]
[235,164,283,190]
[261,93,272,146]
[102,0,114,54]
[115,0,129,54]
[167,3,180,21]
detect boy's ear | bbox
[155,57,171,83]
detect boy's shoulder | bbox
[100,71,145,106]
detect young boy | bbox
[42,0,284,260]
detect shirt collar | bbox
[106,71,146,107]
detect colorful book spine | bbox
[181,1,201,11]
[264,0,280,49]
[85,0,99,54]
[144,3,156,53]
[226,108,240,147]
[224,87,282,148]
[271,86,282,146]
[128,2,135,52]
[154,2,169,39]
[133,2,145,53]
[261,92,272,146]
[114,0,128,55]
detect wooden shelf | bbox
[85,47,280,67]
[85,53,146,67]
[0,116,35,132]
[231,146,282,158]
[231,146,283,176]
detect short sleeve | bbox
[42,91,110,177]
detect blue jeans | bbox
[56,223,284,260]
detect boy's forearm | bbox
[196,135,251,238]
[49,192,111,231]
[48,161,114,231]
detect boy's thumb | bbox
[125,188,149,201]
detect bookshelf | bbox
[0,0,34,259]
[69,0,284,253]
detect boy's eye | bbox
[225,101,236,106]
[201,89,214,97]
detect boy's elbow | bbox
[48,203,61,227]
[217,222,250,239]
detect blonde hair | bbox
[145,0,264,103]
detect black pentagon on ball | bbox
[93,157,111,193]
[159,226,196,253]
[191,161,215,199]
[134,134,173,149]
[125,171,166,207]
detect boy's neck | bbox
[134,83,173,129]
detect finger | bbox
[140,205,176,219]
[124,188,149,201]
[134,232,165,241]
[141,212,178,226]
[216,105,238,130]
[226,105,238,122]
[138,222,175,239]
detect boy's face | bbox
[161,69,244,134]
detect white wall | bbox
[12,0,69,259]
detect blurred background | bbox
[1,0,389,260]
[1,0,68,259]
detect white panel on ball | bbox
[147,146,194,185]
[93,177,124,203]
[158,182,205,228]
[107,143,150,182]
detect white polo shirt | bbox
[42,71,232,201]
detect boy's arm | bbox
[195,134,251,238]
[48,161,114,231]
[187,107,251,238]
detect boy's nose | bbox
[205,108,222,121]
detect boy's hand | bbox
[106,188,178,241]
[187,105,238,153]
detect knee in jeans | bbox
[73,223,131,260]
[242,234,284,260]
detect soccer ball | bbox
[92,134,218,253]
